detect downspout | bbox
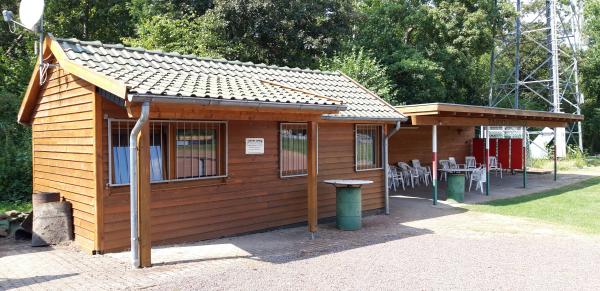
[130,101,150,268]
[384,121,402,215]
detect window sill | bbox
[280,174,308,179]
[107,175,229,188]
[355,167,384,172]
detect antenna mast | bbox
[488,0,585,157]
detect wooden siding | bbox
[389,126,474,165]
[100,104,385,251]
[31,68,97,252]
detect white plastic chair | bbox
[465,156,477,169]
[393,166,405,191]
[398,162,419,188]
[464,156,477,179]
[422,166,432,186]
[469,166,487,194]
[396,162,410,185]
[489,156,503,178]
[387,166,397,191]
[411,159,431,186]
[438,160,450,181]
[448,157,462,169]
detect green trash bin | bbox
[447,173,465,202]
[336,186,362,230]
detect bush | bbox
[0,56,33,203]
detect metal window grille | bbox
[175,121,227,179]
[108,119,227,186]
[280,123,309,177]
[355,124,383,171]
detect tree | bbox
[124,12,225,58]
[44,0,133,42]
[0,0,136,202]
[126,0,356,68]
[351,0,507,105]
[580,0,600,154]
[320,47,394,103]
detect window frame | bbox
[107,118,228,187]
[279,122,318,178]
[354,124,384,172]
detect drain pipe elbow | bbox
[129,101,150,268]
[384,121,402,215]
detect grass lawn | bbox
[467,177,600,234]
[0,200,32,214]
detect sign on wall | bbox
[245,138,264,155]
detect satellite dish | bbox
[19,0,44,31]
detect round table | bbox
[323,179,373,230]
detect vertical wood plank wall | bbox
[30,68,97,252]
[100,106,385,251]
[388,126,474,165]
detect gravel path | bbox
[2,186,600,290]
[150,197,600,290]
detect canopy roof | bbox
[396,103,583,128]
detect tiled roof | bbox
[55,37,405,121]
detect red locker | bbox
[511,138,523,170]
[498,139,510,169]
[472,138,485,166]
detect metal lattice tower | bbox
[488,0,585,157]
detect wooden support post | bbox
[523,126,527,188]
[432,125,438,205]
[554,127,558,181]
[485,126,490,196]
[307,121,318,234]
[93,92,104,253]
[137,122,152,267]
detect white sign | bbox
[245,138,264,155]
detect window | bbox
[280,123,308,177]
[175,122,226,179]
[108,119,227,186]
[355,124,382,171]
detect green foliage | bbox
[352,0,502,105]
[580,0,600,154]
[530,144,590,170]
[124,13,224,58]
[319,48,394,103]
[567,145,588,168]
[44,0,134,42]
[129,0,213,20]
[0,55,33,203]
[0,200,31,213]
[126,0,355,68]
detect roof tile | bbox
[55,37,404,120]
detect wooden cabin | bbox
[18,35,406,256]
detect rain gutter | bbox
[128,94,347,112]
[129,101,150,268]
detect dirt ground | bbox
[2,171,600,290]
